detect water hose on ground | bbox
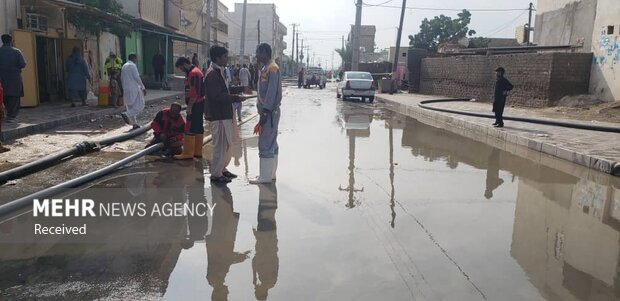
[0,114,258,218]
[0,143,163,217]
[0,124,153,185]
[418,99,620,134]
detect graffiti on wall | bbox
[595,27,620,69]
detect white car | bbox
[337,71,376,103]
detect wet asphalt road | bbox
[1,84,620,301]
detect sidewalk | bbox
[1,90,183,141]
[376,93,620,176]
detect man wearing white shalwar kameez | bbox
[121,53,146,130]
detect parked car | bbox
[304,67,327,89]
[337,71,376,102]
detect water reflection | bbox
[253,184,279,301]
[337,103,373,208]
[400,116,620,301]
[206,185,249,301]
[0,165,200,299]
[513,177,620,301]
[485,149,504,199]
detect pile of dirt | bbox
[555,94,606,108]
[541,101,620,124]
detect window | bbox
[608,25,615,35]
[346,72,373,80]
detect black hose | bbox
[0,126,151,185]
[0,113,259,218]
[418,99,620,134]
[0,143,164,217]
[0,103,192,186]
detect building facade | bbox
[348,25,376,53]
[535,0,620,102]
[227,3,287,64]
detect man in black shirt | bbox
[493,67,513,128]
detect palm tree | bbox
[335,43,352,71]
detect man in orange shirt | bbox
[174,57,206,160]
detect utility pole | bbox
[300,39,304,67]
[204,0,212,59]
[258,19,261,44]
[296,31,300,63]
[392,0,407,78]
[351,0,363,71]
[342,35,345,50]
[239,0,248,64]
[526,2,534,46]
[290,23,297,59]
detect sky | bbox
[220,0,537,69]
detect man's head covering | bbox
[495,67,506,73]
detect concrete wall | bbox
[536,0,620,101]
[537,0,583,13]
[1,0,20,35]
[589,0,620,101]
[534,0,597,50]
[229,4,276,59]
[419,53,593,107]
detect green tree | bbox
[335,43,352,71]
[67,0,131,37]
[408,9,476,52]
[468,37,491,48]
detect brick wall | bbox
[419,53,593,107]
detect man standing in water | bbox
[250,43,282,184]
[204,46,249,183]
[174,56,205,160]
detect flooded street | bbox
[1,85,619,301]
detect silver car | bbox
[337,71,376,103]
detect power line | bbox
[481,10,528,37]
[362,0,395,7]
[362,4,529,12]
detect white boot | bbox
[272,155,278,181]
[249,157,275,184]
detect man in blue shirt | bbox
[250,43,282,184]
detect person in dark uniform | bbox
[492,67,513,128]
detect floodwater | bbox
[1,86,619,301]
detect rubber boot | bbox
[174,135,196,160]
[194,134,204,158]
[249,157,275,184]
[272,155,278,181]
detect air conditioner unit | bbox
[26,13,48,32]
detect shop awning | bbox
[136,20,206,45]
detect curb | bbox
[2,92,184,141]
[377,95,620,177]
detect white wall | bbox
[1,0,20,35]
[589,0,620,101]
[228,3,276,57]
[537,0,581,13]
